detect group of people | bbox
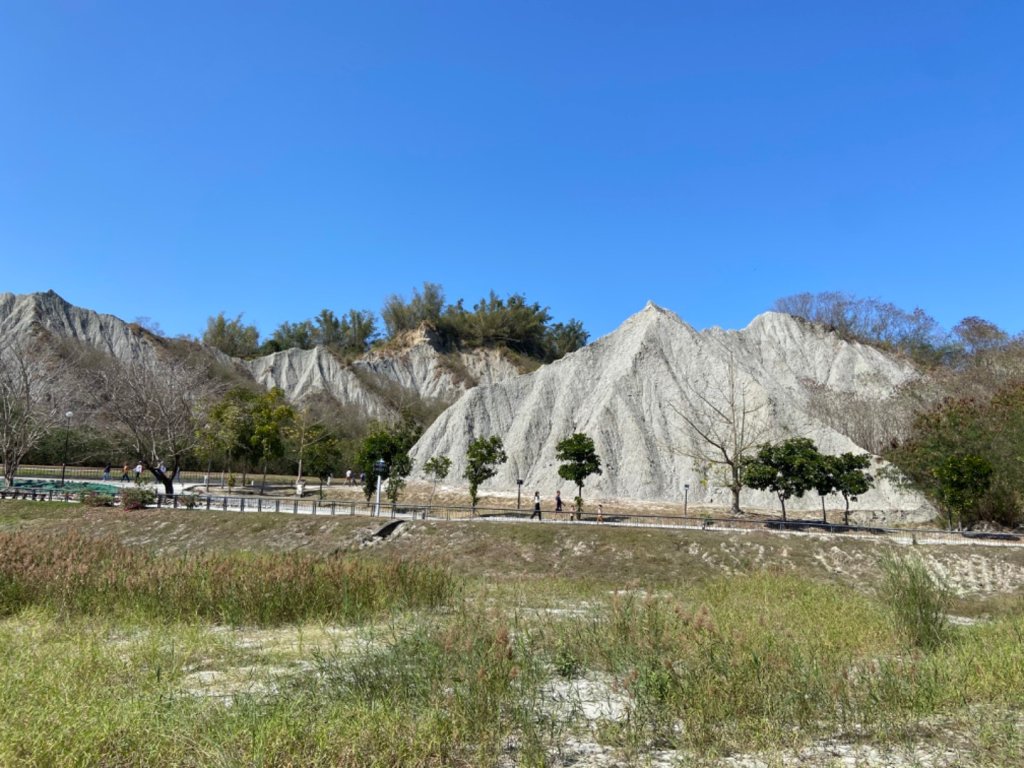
[530,490,604,522]
[99,461,150,483]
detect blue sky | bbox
[2,1,1021,343]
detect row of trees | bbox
[357,429,604,514]
[740,438,874,524]
[201,283,589,364]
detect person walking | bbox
[120,463,130,482]
[102,463,111,481]
[555,490,563,514]
[133,462,143,481]
[530,491,542,520]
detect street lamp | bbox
[683,483,690,516]
[59,411,73,487]
[373,458,387,517]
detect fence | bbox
[1,483,1021,548]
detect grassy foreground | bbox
[1,501,1023,766]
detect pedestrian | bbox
[102,463,111,481]
[133,462,142,481]
[530,491,542,520]
[346,468,353,485]
[597,504,604,523]
[121,463,130,482]
[157,461,167,475]
[555,490,563,513]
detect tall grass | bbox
[0,531,456,624]
[878,552,952,651]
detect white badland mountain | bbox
[244,328,520,420]
[0,291,519,420]
[410,302,932,517]
[0,290,167,363]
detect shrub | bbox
[79,490,115,507]
[121,487,155,511]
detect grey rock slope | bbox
[245,327,520,420]
[410,302,930,515]
[0,291,520,420]
[0,290,164,362]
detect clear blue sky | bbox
[2,1,1021,343]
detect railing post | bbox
[240,498,245,513]
[275,500,280,513]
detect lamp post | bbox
[373,458,386,517]
[683,483,690,516]
[59,411,73,487]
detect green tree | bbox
[545,319,590,361]
[250,388,294,491]
[464,435,508,511]
[830,452,874,525]
[303,426,343,498]
[201,312,260,358]
[382,282,446,338]
[935,454,993,531]
[555,432,602,516]
[423,455,452,505]
[885,382,1024,527]
[265,320,316,352]
[742,438,823,521]
[356,420,420,504]
[207,387,260,486]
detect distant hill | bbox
[0,291,521,422]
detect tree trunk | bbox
[729,483,742,515]
[844,495,850,526]
[779,494,787,521]
[821,495,827,523]
[151,467,174,497]
[261,460,268,492]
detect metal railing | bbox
[2,484,1021,548]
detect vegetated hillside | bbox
[411,302,932,516]
[0,291,521,422]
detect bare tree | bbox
[668,353,775,514]
[89,352,224,496]
[0,342,77,488]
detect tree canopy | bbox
[555,432,602,514]
[464,435,508,510]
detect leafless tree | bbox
[668,353,775,514]
[0,341,78,488]
[89,351,225,495]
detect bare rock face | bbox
[245,327,521,419]
[0,291,522,422]
[410,302,932,516]
[0,290,163,362]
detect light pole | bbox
[683,483,690,516]
[373,458,386,517]
[59,411,73,487]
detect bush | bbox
[879,553,952,651]
[79,490,115,507]
[121,487,155,511]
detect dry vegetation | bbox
[2,499,1024,767]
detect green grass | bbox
[2,499,1024,765]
